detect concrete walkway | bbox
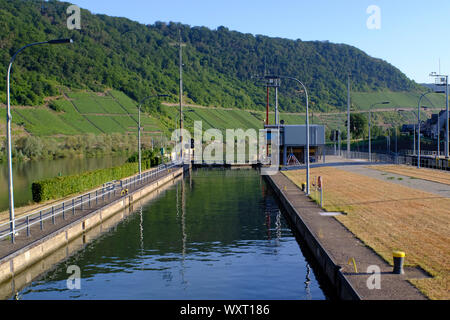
[268,172,428,300]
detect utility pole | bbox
[171,30,186,162]
[178,30,183,162]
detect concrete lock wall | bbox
[0,167,184,288]
[265,175,361,300]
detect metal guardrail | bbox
[0,161,182,241]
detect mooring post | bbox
[393,251,405,274]
[318,176,324,207]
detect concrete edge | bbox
[0,167,184,285]
[265,174,362,300]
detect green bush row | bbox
[31,160,155,203]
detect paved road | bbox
[337,165,450,199]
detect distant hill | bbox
[420,83,449,93]
[0,0,424,114]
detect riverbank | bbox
[267,170,429,300]
[283,165,449,300]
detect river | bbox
[14,168,331,300]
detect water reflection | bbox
[16,168,328,300]
[305,263,312,300]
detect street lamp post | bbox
[138,95,168,176]
[279,76,311,195]
[6,39,73,243]
[368,101,390,162]
[430,73,448,158]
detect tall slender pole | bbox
[368,101,389,161]
[266,86,269,125]
[138,94,167,172]
[437,112,440,156]
[445,75,449,158]
[413,123,416,155]
[275,86,279,125]
[305,86,310,195]
[347,74,351,155]
[395,126,398,162]
[6,39,72,243]
[369,108,371,162]
[282,76,310,195]
[138,104,142,176]
[417,92,432,168]
[178,30,183,163]
[418,94,425,168]
[338,129,341,156]
[6,62,15,243]
[334,130,336,155]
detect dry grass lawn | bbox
[371,165,450,186]
[284,167,450,300]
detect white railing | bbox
[0,161,182,242]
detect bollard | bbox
[393,251,405,274]
[320,186,323,207]
[26,216,30,237]
[301,182,306,192]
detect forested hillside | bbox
[0,0,422,113]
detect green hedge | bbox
[31,160,155,203]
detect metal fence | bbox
[0,161,182,241]
[338,149,450,170]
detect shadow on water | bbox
[7,167,335,300]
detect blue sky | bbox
[70,0,450,83]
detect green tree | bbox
[349,113,368,139]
